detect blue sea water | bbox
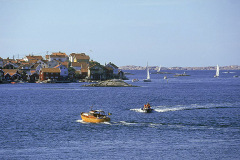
[0,70,240,159]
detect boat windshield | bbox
[91,110,105,115]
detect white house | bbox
[69,53,90,63]
[46,52,68,62]
[54,64,68,77]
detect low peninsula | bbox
[83,79,138,87]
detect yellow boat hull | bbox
[81,115,110,123]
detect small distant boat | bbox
[164,76,167,79]
[132,79,139,82]
[81,109,111,123]
[11,82,16,84]
[233,75,238,78]
[141,103,153,113]
[143,63,151,82]
[223,71,235,74]
[124,72,134,75]
[222,71,230,74]
[151,66,161,74]
[174,72,190,77]
[214,65,220,78]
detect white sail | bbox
[147,67,150,79]
[214,64,219,77]
[216,65,219,77]
[144,63,151,82]
[157,66,161,72]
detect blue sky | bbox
[0,0,239,67]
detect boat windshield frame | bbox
[90,110,106,115]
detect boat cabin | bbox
[89,110,106,117]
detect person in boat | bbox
[147,103,150,108]
[144,103,151,109]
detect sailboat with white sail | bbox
[214,64,219,78]
[152,65,161,74]
[157,65,161,72]
[143,63,151,82]
[152,65,172,74]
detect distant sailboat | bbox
[214,65,219,77]
[143,63,151,82]
[157,66,161,72]
[152,65,161,74]
[152,65,172,74]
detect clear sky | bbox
[0,0,239,67]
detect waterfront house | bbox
[105,67,114,79]
[88,63,106,80]
[105,62,119,77]
[29,70,39,82]
[2,69,21,81]
[54,64,68,78]
[39,68,60,81]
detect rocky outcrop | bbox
[82,79,138,87]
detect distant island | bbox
[119,65,240,70]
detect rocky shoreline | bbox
[82,79,138,87]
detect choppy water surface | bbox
[0,70,240,159]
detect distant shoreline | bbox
[119,65,240,71]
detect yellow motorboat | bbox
[81,110,110,123]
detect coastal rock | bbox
[82,79,137,87]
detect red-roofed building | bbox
[23,55,43,62]
[39,68,60,81]
[71,62,89,78]
[69,53,90,63]
[2,69,21,81]
[46,52,68,62]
